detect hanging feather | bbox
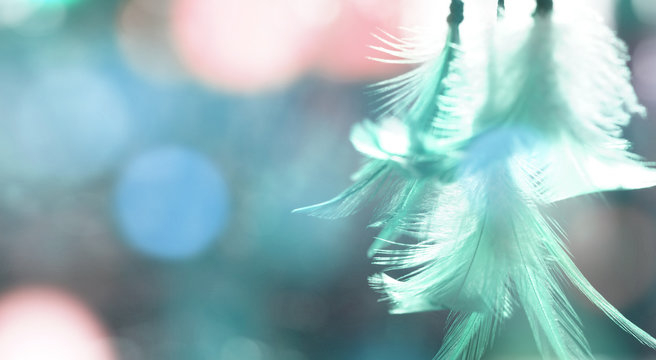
[456,0,656,202]
[294,0,470,256]
[372,144,595,359]
[296,0,656,359]
[374,141,656,359]
[372,0,656,359]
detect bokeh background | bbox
[0,0,655,359]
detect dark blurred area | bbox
[0,0,655,359]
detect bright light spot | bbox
[290,0,341,30]
[18,5,65,34]
[460,126,542,176]
[632,37,656,103]
[115,147,229,260]
[117,0,187,84]
[579,0,615,26]
[399,0,449,42]
[0,286,115,360]
[314,0,405,80]
[351,118,410,159]
[632,0,656,25]
[0,67,132,184]
[0,0,69,33]
[0,0,38,26]
[377,118,410,155]
[171,0,319,92]
[31,0,81,6]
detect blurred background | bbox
[0,0,655,359]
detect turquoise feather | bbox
[294,9,467,256]
[455,3,656,201]
[373,1,656,359]
[296,0,656,359]
[372,149,595,359]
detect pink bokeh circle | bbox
[0,286,116,360]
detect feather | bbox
[366,178,429,257]
[292,160,391,219]
[372,143,595,359]
[294,3,469,256]
[371,2,656,357]
[456,1,656,202]
[368,27,460,144]
[296,1,656,358]
[545,224,656,348]
[434,312,500,360]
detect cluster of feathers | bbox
[295,0,656,358]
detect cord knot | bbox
[535,0,553,15]
[447,0,464,25]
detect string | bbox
[447,0,465,25]
[535,0,553,15]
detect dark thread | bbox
[535,0,553,14]
[447,0,464,25]
[497,0,505,17]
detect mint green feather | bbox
[457,5,656,201]
[368,28,465,150]
[365,178,427,257]
[372,154,596,359]
[544,221,656,348]
[292,160,391,219]
[434,312,500,360]
[295,21,467,256]
[296,1,656,359]
[507,180,593,359]
[371,3,656,357]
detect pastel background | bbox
[0,0,655,359]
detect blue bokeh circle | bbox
[115,146,229,260]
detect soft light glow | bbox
[350,118,410,159]
[32,0,80,6]
[171,0,319,92]
[0,0,38,26]
[399,0,450,44]
[314,0,405,80]
[289,0,341,30]
[0,286,115,360]
[115,146,229,260]
[0,67,132,184]
[580,0,615,26]
[0,0,67,33]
